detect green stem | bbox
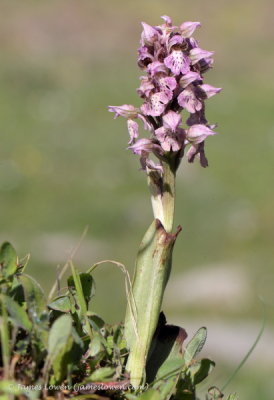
[125,157,178,387]
[0,295,10,379]
[147,158,176,233]
[161,159,176,233]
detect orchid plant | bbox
[109,15,221,388]
[0,15,239,400]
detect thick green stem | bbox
[125,157,179,387]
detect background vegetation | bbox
[0,0,273,398]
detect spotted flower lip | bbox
[162,111,182,132]
[164,50,190,76]
[178,86,203,113]
[140,91,171,117]
[155,111,185,152]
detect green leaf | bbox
[0,242,17,278]
[1,294,32,331]
[156,358,185,380]
[19,274,46,315]
[67,272,95,305]
[138,389,161,400]
[88,366,116,382]
[48,295,72,313]
[47,314,73,360]
[46,314,76,383]
[89,333,102,357]
[124,220,180,386]
[69,262,93,339]
[183,327,207,365]
[88,313,105,331]
[146,316,187,383]
[191,358,215,385]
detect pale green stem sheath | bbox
[161,159,176,233]
[124,158,179,387]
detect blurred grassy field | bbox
[0,0,274,398]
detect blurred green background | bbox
[0,0,274,398]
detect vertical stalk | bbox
[125,157,179,387]
[147,158,176,233]
[0,295,10,379]
[161,159,176,233]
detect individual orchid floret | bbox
[137,76,154,98]
[189,48,214,65]
[141,91,171,116]
[180,21,201,37]
[164,50,190,76]
[147,61,168,76]
[186,124,217,144]
[155,111,185,152]
[108,104,138,119]
[178,86,203,113]
[138,46,154,68]
[128,138,163,162]
[167,34,185,51]
[199,84,222,98]
[141,22,159,46]
[179,71,201,88]
[157,75,177,93]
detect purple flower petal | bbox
[137,76,154,98]
[179,71,201,88]
[190,48,214,64]
[147,61,168,76]
[158,76,177,92]
[127,119,139,145]
[155,126,184,152]
[187,142,208,167]
[141,91,170,116]
[137,114,154,132]
[162,111,182,132]
[180,21,201,37]
[186,124,217,144]
[164,50,190,76]
[141,22,159,46]
[161,15,173,27]
[199,84,222,98]
[138,46,154,68]
[108,104,138,119]
[128,138,163,156]
[168,34,184,50]
[177,87,203,113]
